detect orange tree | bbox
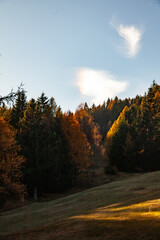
[0,115,26,206]
[61,112,91,183]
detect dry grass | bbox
[1,171,160,239]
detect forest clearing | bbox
[1,171,160,240]
[1,1,160,239]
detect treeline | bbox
[105,81,160,173]
[0,91,105,205]
[0,86,130,205]
[1,81,160,206]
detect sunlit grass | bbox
[71,199,160,221]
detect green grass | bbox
[1,171,160,239]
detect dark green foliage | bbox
[109,121,128,171]
[105,81,160,173]
[17,94,77,198]
[0,84,24,106]
[11,89,27,129]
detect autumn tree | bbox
[75,104,102,168]
[105,106,129,172]
[88,97,131,142]
[61,112,91,184]
[0,115,26,206]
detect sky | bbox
[0,0,160,112]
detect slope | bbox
[0,171,160,240]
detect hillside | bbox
[1,171,160,240]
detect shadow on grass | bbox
[1,217,160,240]
[1,193,160,240]
[84,218,160,240]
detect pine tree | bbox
[11,89,27,129]
[20,98,39,199]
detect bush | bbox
[105,165,118,175]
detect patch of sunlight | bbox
[70,199,160,221]
[70,214,131,221]
[97,199,160,212]
[130,211,160,218]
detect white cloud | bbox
[118,25,142,57]
[110,20,143,57]
[76,68,128,105]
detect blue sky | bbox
[0,0,160,111]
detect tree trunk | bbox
[87,169,91,186]
[34,186,38,201]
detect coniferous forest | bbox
[0,81,160,206]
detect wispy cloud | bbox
[76,68,128,105]
[118,25,142,57]
[110,19,143,57]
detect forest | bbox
[0,81,160,206]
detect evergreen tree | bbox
[20,98,40,199]
[105,82,160,173]
[19,96,73,198]
[11,89,27,129]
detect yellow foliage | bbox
[104,106,128,163]
[107,106,128,140]
[107,100,115,110]
[154,91,160,103]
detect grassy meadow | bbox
[1,171,160,240]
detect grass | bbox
[1,171,160,239]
